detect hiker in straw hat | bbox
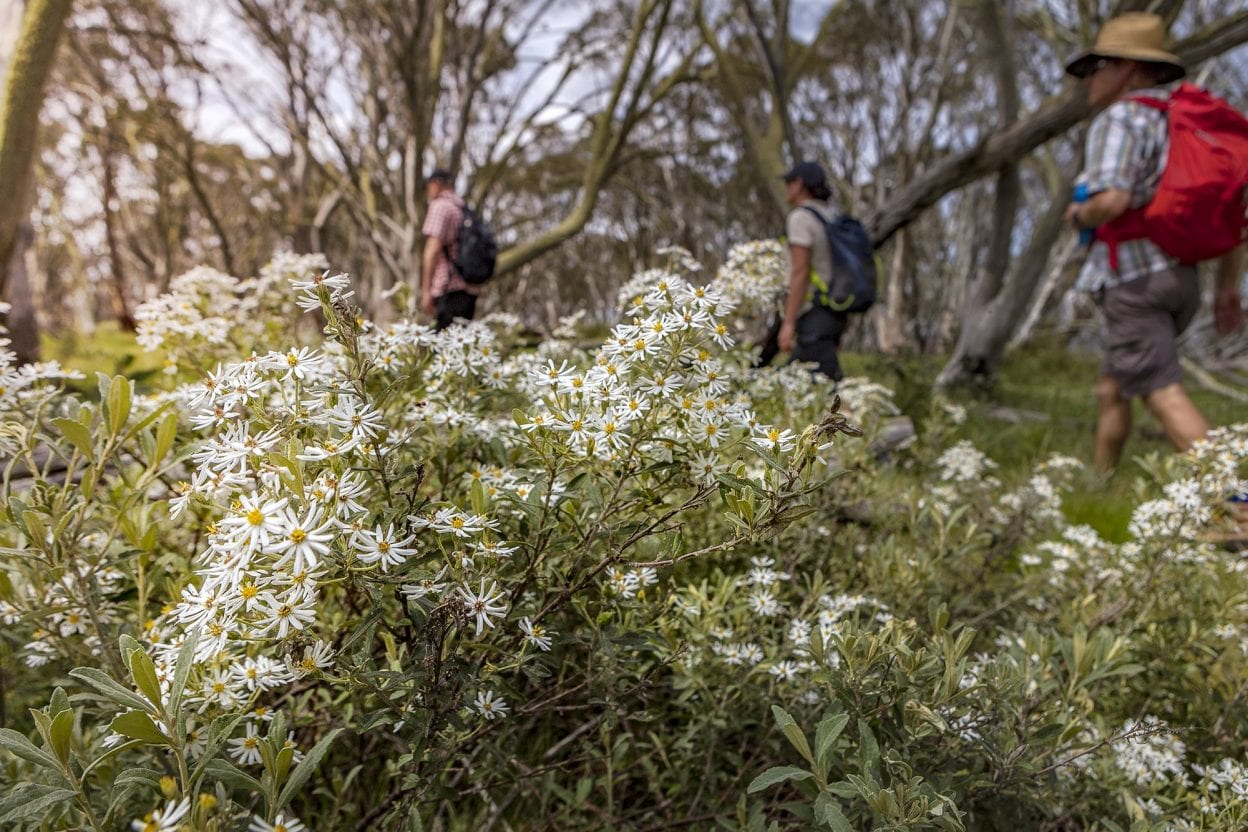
[1062,12,1245,474]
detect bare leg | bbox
[1094,375,1132,474]
[1143,382,1209,452]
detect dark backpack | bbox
[800,206,877,313]
[450,206,498,285]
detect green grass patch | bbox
[844,339,1243,542]
[40,323,164,397]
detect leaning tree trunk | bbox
[865,8,1248,249]
[936,176,1075,386]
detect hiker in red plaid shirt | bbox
[422,169,482,330]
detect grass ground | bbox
[844,341,1245,542]
[39,327,1243,543]
[40,323,165,396]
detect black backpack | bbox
[450,206,498,285]
[801,206,877,314]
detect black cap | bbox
[425,168,453,184]
[781,160,828,191]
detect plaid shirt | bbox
[422,192,480,298]
[1075,87,1177,293]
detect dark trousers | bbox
[435,290,477,331]
[755,306,848,381]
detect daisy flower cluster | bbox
[3,547,127,667]
[522,265,831,484]
[125,247,841,759]
[136,253,329,375]
[671,553,891,698]
[703,240,788,318]
[0,316,84,433]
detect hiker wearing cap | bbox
[1063,13,1247,473]
[422,168,481,330]
[777,161,847,381]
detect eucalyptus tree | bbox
[30,0,287,334]
[218,0,699,315]
[0,0,74,361]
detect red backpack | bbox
[1099,83,1248,270]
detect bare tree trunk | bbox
[937,177,1075,385]
[874,231,908,354]
[5,217,39,363]
[0,0,74,299]
[101,127,137,331]
[1009,236,1081,350]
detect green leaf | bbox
[109,711,169,746]
[69,667,154,713]
[0,786,76,824]
[48,686,71,717]
[21,511,46,547]
[128,648,163,710]
[0,784,74,819]
[826,781,859,799]
[118,634,144,661]
[809,624,825,664]
[470,477,486,515]
[152,411,178,469]
[112,767,164,793]
[747,766,814,794]
[772,705,814,765]
[268,711,287,746]
[0,728,61,770]
[275,744,295,788]
[107,374,132,436]
[814,712,849,775]
[168,629,199,719]
[276,727,343,810]
[203,758,266,795]
[814,791,853,832]
[48,709,73,766]
[30,708,53,747]
[857,719,880,777]
[53,417,95,462]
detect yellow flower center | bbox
[247,508,264,526]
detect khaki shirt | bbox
[786,199,836,310]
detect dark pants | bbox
[754,307,848,381]
[435,290,477,331]
[793,305,848,380]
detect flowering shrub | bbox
[1,245,1246,831]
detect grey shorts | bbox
[1098,265,1200,398]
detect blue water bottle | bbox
[1073,183,1095,246]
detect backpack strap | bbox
[798,206,836,306]
[1126,94,1169,112]
[441,202,471,280]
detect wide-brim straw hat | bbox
[1065,12,1185,84]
